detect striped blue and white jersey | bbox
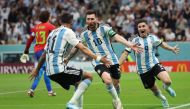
[126,34,162,74]
[44,26,79,75]
[80,24,119,66]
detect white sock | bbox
[106,84,119,100]
[77,95,83,108]
[69,79,91,104]
[154,90,166,101]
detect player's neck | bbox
[62,23,71,28]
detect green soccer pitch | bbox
[0,72,190,109]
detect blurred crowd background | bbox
[0,0,190,45]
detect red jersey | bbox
[32,22,55,52]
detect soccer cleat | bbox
[112,99,123,109]
[48,91,56,96]
[66,103,79,109]
[165,87,176,97]
[27,90,34,98]
[163,85,176,97]
[161,99,169,108]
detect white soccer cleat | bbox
[20,54,29,63]
[66,103,80,109]
[165,87,176,97]
[48,91,56,96]
[161,99,169,108]
[112,99,123,109]
[27,90,34,98]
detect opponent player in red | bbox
[20,10,56,97]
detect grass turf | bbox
[0,72,190,109]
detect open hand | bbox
[172,44,180,54]
[28,68,39,81]
[131,43,143,54]
[64,58,69,65]
[20,54,29,63]
[100,55,112,68]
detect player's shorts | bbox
[140,63,166,89]
[49,66,83,90]
[94,64,121,79]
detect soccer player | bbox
[78,10,142,109]
[29,12,111,109]
[119,19,180,108]
[20,10,56,97]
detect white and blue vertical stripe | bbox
[82,26,119,66]
[133,35,159,74]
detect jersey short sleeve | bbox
[152,35,162,47]
[103,25,117,38]
[65,29,80,47]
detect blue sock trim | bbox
[106,84,113,90]
[83,79,91,86]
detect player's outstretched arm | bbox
[113,34,143,53]
[119,50,129,65]
[76,42,111,67]
[161,42,180,54]
[29,52,46,81]
[64,47,79,64]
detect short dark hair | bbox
[60,12,73,24]
[39,10,50,23]
[86,10,97,16]
[135,19,148,26]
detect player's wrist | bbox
[24,50,29,54]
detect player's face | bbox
[137,22,149,38]
[86,14,97,31]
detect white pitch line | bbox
[0,82,102,95]
[168,103,190,109]
[0,90,28,95]
[0,103,182,107]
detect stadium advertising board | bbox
[0,61,189,74]
[121,61,190,73]
[0,61,94,74]
[0,63,34,74]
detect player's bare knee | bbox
[87,73,93,81]
[101,72,112,84]
[83,71,93,81]
[164,80,172,86]
[103,77,112,84]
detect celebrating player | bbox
[77,10,142,109]
[29,12,111,109]
[119,19,180,108]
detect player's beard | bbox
[88,23,97,31]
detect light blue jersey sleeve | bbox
[152,35,162,47]
[103,25,117,38]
